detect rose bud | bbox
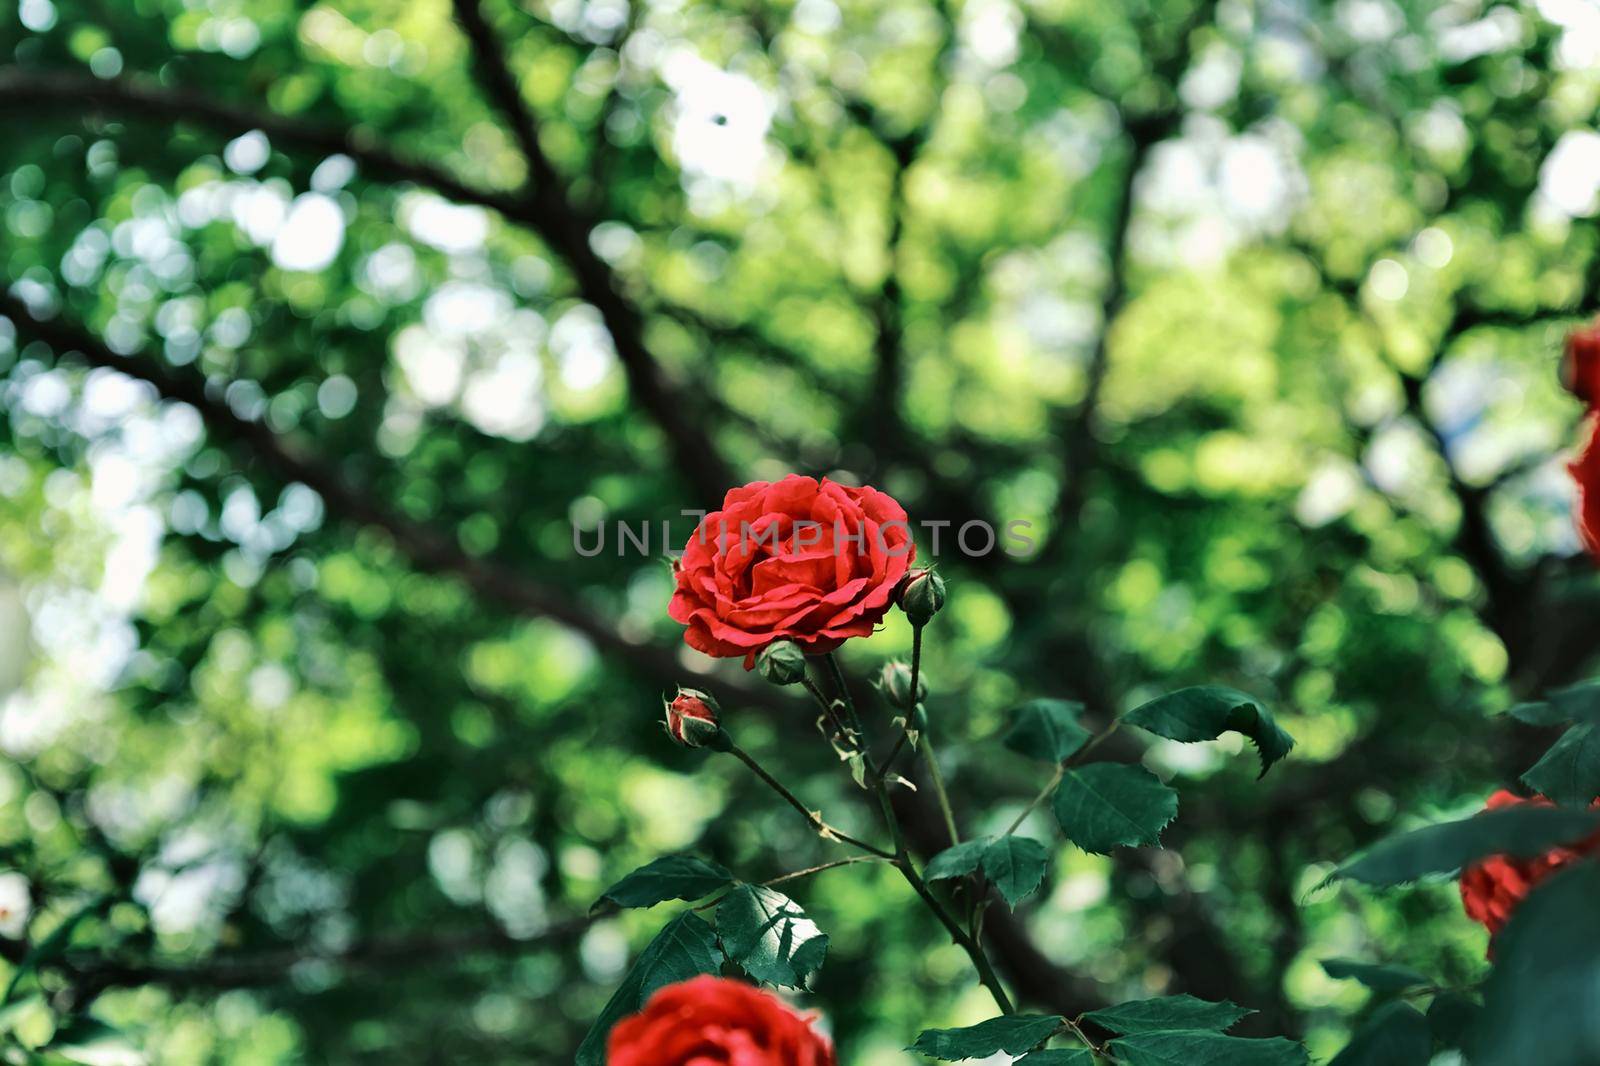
[663,688,728,750]
[896,568,946,627]
[1562,316,1600,407]
[875,660,926,710]
[757,640,808,686]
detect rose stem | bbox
[723,741,895,859]
[821,654,1015,1013]
[868,771,1017,1015]
[892,626,961,847]
[799,672,853,748]
[821,652,867,737]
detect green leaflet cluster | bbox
[922,687,1295,912]
[576,854,830,1065]
[908,687,1303,1062]
[1314,679,1600,1064]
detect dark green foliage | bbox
[574,914,723,1066]
[593,854,734,911]
[1319,959,1430,994]
[1332,807,1600,885]
[716,884,829,989]
[1052,764,1179,853]
[1004,700,1091,763]
[1521,724,1600,806]
[924,835,1051,906]
[908,1015,1064,1059]
[1326,1002,1431,1066]
[1084,994,1252,1035]
[1125,686,1294,776]
[1104,1031,1309,1065]
[1470,863,1600,1066]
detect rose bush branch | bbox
[587,476,1308,1064]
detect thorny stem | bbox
[919,731,961,848]
[1003,764,1064,837]
[872,778,1016,1014]
[762,855,889,887]
[812,649,1014,1014]
[691,855,893,913]
[1064,1016,1102,1056]
[878,626,924,774]
[822,652,866,737]
[724,742,895,859]
[876,628,960,854]
[800,673,853,747]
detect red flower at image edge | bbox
[1459,789,1600,944]
[1562,316,1600,408]
[669,475,916,667]
[1565,318,1600,557]
[607,975,836,1066]
[1571,416,1600,558]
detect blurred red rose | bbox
[1572,417,1600,558]
[669,475,916,667]
[1562,316,1600,407]
[1459,790,1600,945]
[607,975,836,1066]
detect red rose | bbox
[1572,416,1600,558]
[1459,790,1600,945]
[1562,317,1600,407]
[607,975,836,1066]
[669,475,916,667]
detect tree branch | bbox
[446,1,736,506]
[0,62,738,507]
[72,917,592,995]
[0,293,778,709]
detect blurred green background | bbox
[1,0,1598,1061]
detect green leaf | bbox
[1005,700,1091,763]
[717,884,828,989]
[924,839,989,882]
[1319,959,1430,994]
[1521,723,1600,807]
[1327,1002,1431,1066]
[593,854,733,912]
[1509,701,1572,727]
[1331,805,1600,886]
[1015,1051,1095,1065]
[981,835,1050,907]
[1427,992,1480,1050]
[1470,862,1600,1066]
[1052,763,1178,853]
[1085,994,1251,1035]
[574,912,722,1066]
[1510,684,1600,728]
[1105,1030,1309,1066]
[1125,686,1294,776]
[908,1015,1065,1059]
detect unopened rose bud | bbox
[875,660,926,710]
[896,569,946,627]
[1564,317,1600,407]
[663,688,728,750]
[757,640,807,686]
